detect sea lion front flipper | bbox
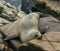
[4,34,17,41]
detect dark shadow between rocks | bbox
[19,44,45,51]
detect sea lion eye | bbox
[34,32,41,38]
[34,34,39,38]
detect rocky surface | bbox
[0,0,26,22]
[4,0,60,19]
[37,0,60,12]
[32,0,60,19]
[0,0,60,51]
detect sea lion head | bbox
[20,29,41,42]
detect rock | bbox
[4,0,60,19]
[0,0,25,22]
[0,44,5,51]
[5,0,22,8]
[0,17,11,25]
[21,0,42,13]
[0,1,17,21]
[36,0,60,12]
[44,32,60,50]
[0,33,6,51]
[17,11,26,18]
[21,0,32,14]
[0,33,3,42]
[36,0,60,19]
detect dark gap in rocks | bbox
[0,7,3,14]
[0,15,16,22]
[19,44,45,51]
[4,38,19,51]
[51,0,59,1]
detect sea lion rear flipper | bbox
[4,34,17,41]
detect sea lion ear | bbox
[4,34,17,41]
[36,12,49,18]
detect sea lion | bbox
[38,15,60,34]
[18,13,41,42]
[1,13,41,42]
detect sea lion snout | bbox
[32,31,41,38]
[35,32,41,38]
